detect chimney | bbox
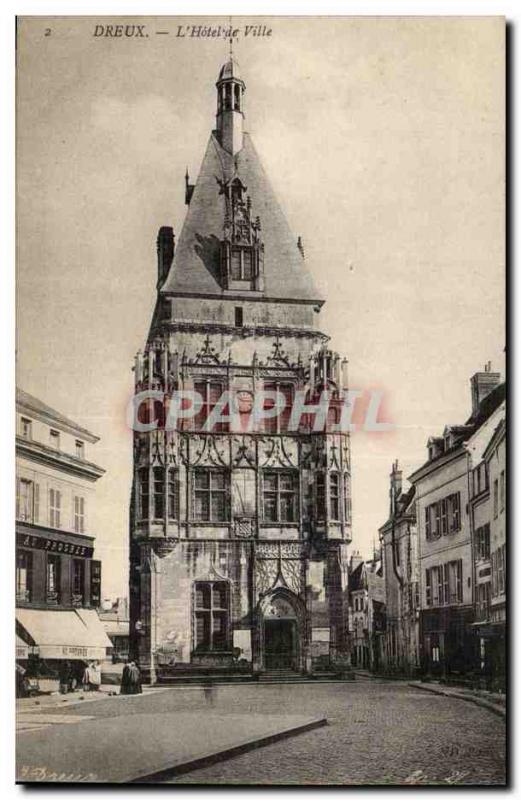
[470,364,500,417]
[157,226,175,289]
[389,460,403,516]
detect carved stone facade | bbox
[129,58,352,681]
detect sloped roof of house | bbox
[160,132,324,305]
[409,381,506,482]
[16,388,99,442]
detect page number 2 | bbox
[44,28,51,37]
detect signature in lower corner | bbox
[18,765,97,782]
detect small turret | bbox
[216,57,245,155]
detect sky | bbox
[16,16,505,599]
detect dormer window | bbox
[21,417,32,440]
[220,177,264,292]
[231,247,253,281]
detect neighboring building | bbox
[349,553,368,669]
[16,388,111,688]
[379,462,420,675]
[129,58,352,681]
[409,368,505,679]
[99,597,130,663]
[466,394,506,690]
[348,551,385,671]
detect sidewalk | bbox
[17,697,327,783]
[408,681,506,718]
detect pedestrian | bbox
[88,661,101,692]
[120,659,132,695]
[128,661,142,694]
[82,662,91,692]
[59,660,71,694]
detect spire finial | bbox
[229,15,233,57]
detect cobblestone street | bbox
[17,678,506,785]
[160,680,506,785]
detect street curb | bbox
[408,682,506,719]
[129,715,328,783]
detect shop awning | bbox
[16,634,32,660]
[16,608,112,660]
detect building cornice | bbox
[165,290,325,309]
[151,320,329,342]
[16,437,105,482]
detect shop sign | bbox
[17,533,93,558]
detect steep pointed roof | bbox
[161,132,323,305]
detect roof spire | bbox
[216,31,245,156]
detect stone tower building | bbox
[129,57,352,681]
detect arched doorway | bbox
[257,590,306,672]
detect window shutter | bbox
[49,488,54,527]
[34,483,39,523]
[16,478,20,519]
[425,506,431,540]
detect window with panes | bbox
[330,473,340,520]
[193,581,230,651]
[426,560,462,607]
[153,467,164,519]
[477,582,491,621]
[20,417,32,440]
[16,550,32,602]
[168,467,180,519]
[344,477,351,524]
[46,554,61,603]
[193,469,229,522]
[263,471,298,523]
[475,523,491,560]
[72,559,85,604]
[230,247,253,282]
[194,381,227,432]
[262,382,294,433]
[139,468,149,520]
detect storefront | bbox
[472,621,506,691]
[16,607,112,693]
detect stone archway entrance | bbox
[257,590,306,672]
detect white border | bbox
[2,2,514,798]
